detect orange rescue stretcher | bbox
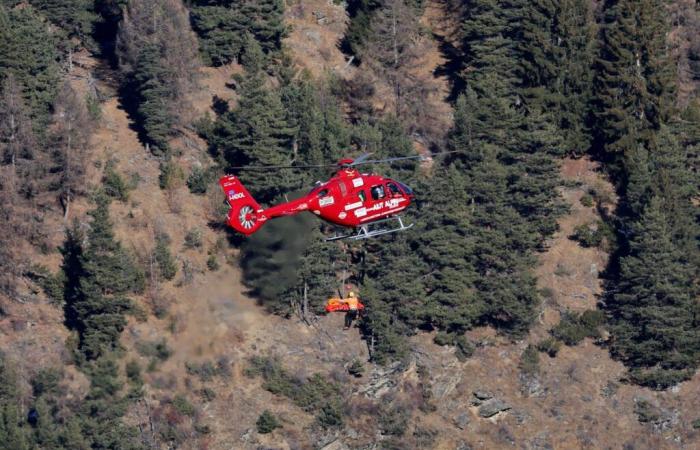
[325,297,366,313]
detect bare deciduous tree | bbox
[51,82,92,219]
[117,0,200,99]
[359,0,440,139]
[0,75,36,178]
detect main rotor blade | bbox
[349,152,374,165]
[350,150,462,166]
[226,163,336,171]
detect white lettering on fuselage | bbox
[344,201,363,211]
[228,191,245,200]
[352,178,364,187]
[319,196,334,207]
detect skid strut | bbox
[326,216,414,241]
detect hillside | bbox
[1,1,698,449]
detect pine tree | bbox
[411,166,477,332]
[0,356,30,450]
[0,5,60,126]
[189,0,287,66]
[210,37,297,202]
[593,0,674,168]
[606,197,700,388]
[29,0,98,47]
[131,43,175,154]
[0,74,37,174]
[63,196,145,360]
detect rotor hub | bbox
[238,205,257,230]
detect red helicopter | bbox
[218,153,422,240]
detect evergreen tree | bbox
[593,0,674,169]
[209,37,296,202]
[63,196,145,360]
[29,0,98,47]
[412,166,478,332]
[0,4,60,126]
[0,356,30,450]
[131,43,175,154]
[189,0,287,66]
[606,197,700,388]
[117,0,199,154]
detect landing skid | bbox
[326,216,414,241]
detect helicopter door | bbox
[386,182,401,197]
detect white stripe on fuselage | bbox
[359,206,407,223]
[345,201,363,210]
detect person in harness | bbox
[339,291,360,329]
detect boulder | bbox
[470,390,494,406]
[478,399,511,418]
[453,412,471,430]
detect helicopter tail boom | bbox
[219,175,264,235]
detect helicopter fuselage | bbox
[219,167,414,236]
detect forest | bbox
[0,0,698,448]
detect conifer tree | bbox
[0,356,30,450]
[189,0,287,66]
[0,5,60,125]
[63,196,145,360]
[131,44,175,154]
[29,0,98,47]
[209,36,296,202]
[606,197,700,388]
[593,0,674,168]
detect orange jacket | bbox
[341,297,360,310]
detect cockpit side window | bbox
[387,182,400,196]
[317,189,329,198]
[371,185,385,200]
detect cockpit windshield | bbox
[396,182,413,195]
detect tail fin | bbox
[219,175,264,235]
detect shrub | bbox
[692,418,700,429]
[317,401,344,428]
[433,332,474,361]
[246,356,345,427]
[580,193,594,207]
[184,228,203,249]
[519,345,540,375]
[31,368,62,397]
[30,265,65,305]
[136,338,172,361]
[126,360,142,383]
[172,395,195,417]
[256,410,280,434]
[154,232,177,280]
[536,337,561,357]
[159,160,184,190]
[199,387,216,402]
[206,255,219,271]
[379,404,409,436]
[348,359,364,378]
[103,160,130,201]
[570,222,604,248]
[551,310,605,346]
[187,166,214,195]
